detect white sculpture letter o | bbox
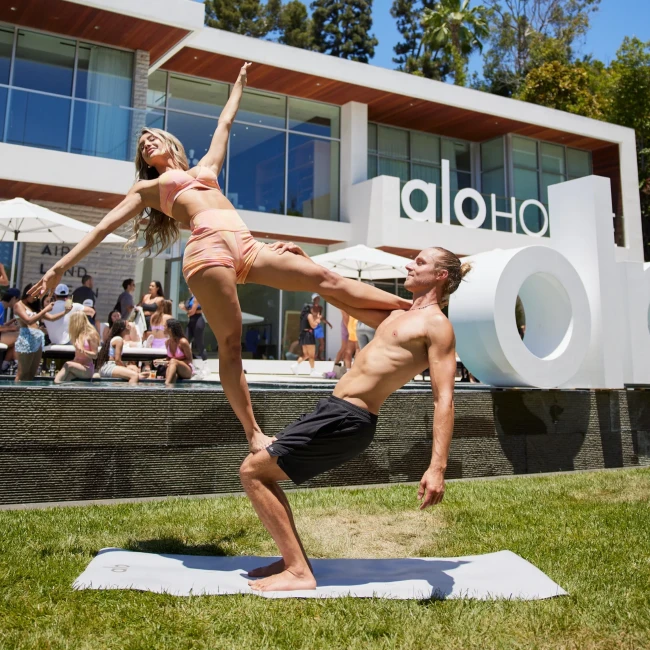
[519,199,549,237]
[448,246,590,388]
[401,179,436,222]
[453,188,487,229]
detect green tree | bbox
[391,0,452,79]
[277,0,314,48]
[204,0,280,37]
[516,59,604,118]
[606,38,650,259]
[479,0,601,96]
[311,0,379,63]
[421,0,489,86]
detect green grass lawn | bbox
[1,468,649,650]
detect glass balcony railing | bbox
[0,84,164,162]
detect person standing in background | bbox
[72,274,95,305]
[0,263,8,287]
[310,293,332,361]
[343,314,359,369]
[356,320,376,350]
[181,293,208,361]
[139,281,165,333]
[116,279,135,319]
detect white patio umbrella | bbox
[0,198,127,285]
[310,244,412,281]
[242,312,264,325]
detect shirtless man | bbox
[239,245,471,592]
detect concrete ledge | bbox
[0,385,645,505]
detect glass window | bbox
[368,155,377,178]
[481,138,504,171]
[541,172,563,204]
[147,70,167,109]
[238,88,286,128]
[540,142,565,175]
[75,43,132,104]
[14,30,75,95]
[513,167,539,201]
[378,157,408,181]
[442,140,471,171]
[0,27,11,142]
[482,168,505,196]
[228,123,285,214]
[411,132,439,164]
[71,102,131,159]
[512,136,538,169]
[0,27,13,84]
[168,74,227,117]
[287,134,339,220]
[7,87,70,151]
[289,97,339,138]
[567,149,591,178]
[378,126,408,159]
[367,123,377,154]
[167,111,225,182]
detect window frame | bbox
[148,69,342,221]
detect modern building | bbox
[0,0,642,360]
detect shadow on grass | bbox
[125,529,250,557]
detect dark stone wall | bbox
[0,385,646,505]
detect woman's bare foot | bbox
[248,569,316,592]
[248,559,285,578]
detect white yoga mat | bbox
[73,548,567,600]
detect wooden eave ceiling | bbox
[165,48,612,151]
[1,1,189,63]
[0,180,122,210]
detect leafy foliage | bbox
[421,0,489,85]
[278,0,315,48]
[204,0,279,37]
[479,0,601,96]
[311,0,379,62]
[516,60,604,118]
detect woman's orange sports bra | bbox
[158,166,221,217]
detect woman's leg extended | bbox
[187,267,264,441]
[111,366,139,385]
[247,247,411,311]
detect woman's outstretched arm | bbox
[29,184,149,297]
[198,62,251,177]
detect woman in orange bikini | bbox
[31,62,410,453]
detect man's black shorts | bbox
[266,395,378,485]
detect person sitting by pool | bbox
[102,308,122,345]
[14,284,69,382]
[0,287,21,373]
[95,319,143,385]
[54,311,99,383]
[154,319,193,387]
[149,299,173,350]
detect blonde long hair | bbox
[433,247,472,307]
[68,311,99,350]
[132,127,188,256]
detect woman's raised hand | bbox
[29,268,63,297]
[239,62,252,85]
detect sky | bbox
[369,0,650,76]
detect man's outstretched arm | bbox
[418,319,456,509]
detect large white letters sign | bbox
[448,175,650,389]
[401,159,549,237]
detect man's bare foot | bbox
[248,559,285,578]
[248,569,316,592]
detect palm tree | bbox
[421,0,489,86]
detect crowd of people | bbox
[0,273,209,387]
